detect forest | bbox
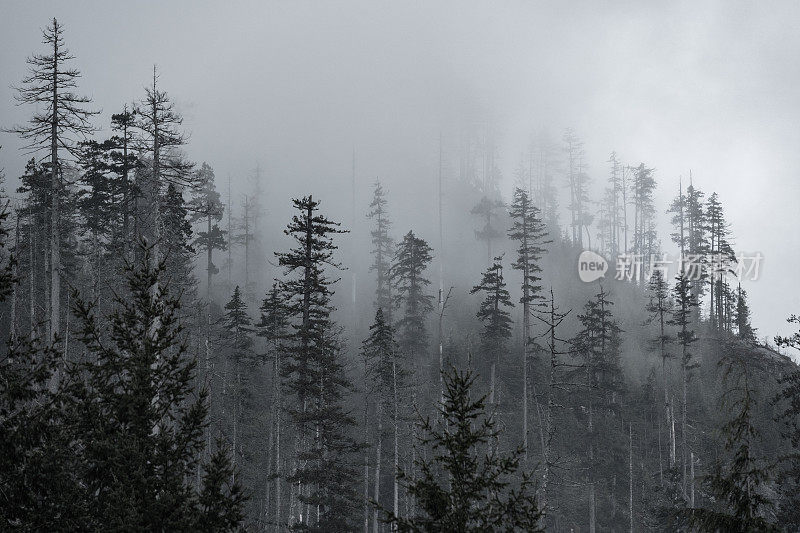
[2,13,800,533]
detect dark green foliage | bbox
[378,366,543,532]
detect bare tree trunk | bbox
[690,451,695,508]
[28,212,35,339]
[588,397,596,533]
[629,423,633,533]
[49,32,60,346]
[682,357,688,499]
[207,214,213,299]
[9,212,19,342]
[392,359,399,531]
[670,401,676,468]
[373,407,382,533]
[274,341,282,533]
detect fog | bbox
[1,0,799,349]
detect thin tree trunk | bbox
[49,28,60,346]
[629,423,633,533]
[392,358,399,531]
[9,212,19,342]
[373,407,382,533]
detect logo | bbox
[578,250,608,283]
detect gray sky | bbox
[1,1,798,353]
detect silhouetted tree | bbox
[378,366,543,532]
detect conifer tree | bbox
[189,162,226,300]
[646,268,676,468]
[682,342,776,532]
[15,159,49,338]
[378,366,543,532]
[563,129,591,248]
[571,286,625,532]
[390,231,434,364]
[630,163,657,274]
[706,192,737,330]
[362,308,405,531]
[470,255,514,436]
[275,196,359,531]
[257,283,290,531]
[367,180,393,317]
[134,66,193,268]
[470,196,503,264]
[69,242,244,530]
[508,186,550,461]
[668,269,699,501]
[734,285,756,343]
[76,137,125,309]
[110,106,140,258]
[530,133,560,233]
[220,286,255,468]
[160,183,196,304]
[5,18,98,343]
[774,316,800,525]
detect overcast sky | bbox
[1,1,799,353]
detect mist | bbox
[2,2,800,531]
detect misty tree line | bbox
[2,18,800,533]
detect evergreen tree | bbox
[646,268,676,469]
[257,283,290,531]
[630,163,657,275]
[189,162,226,300]
[668,269,700,501]
[470,255,514,433]
[160,182,196,305]
[682,342,776,532]
[530,133,559,234]
[197,442,247,532]
[735,285,756,343]
[706,192,737,330]
[275,196,359,531]
[69,241,244,530]
[362,308,406,531]
[378,366,543,532]
[219,286,261,524]
[220,286,255,461]
[110,106,140,259]
[14,159,49,338]
[390,231,434,364]
[508,187,550,460]
[134,66,193,267]
[571,286,625,532]
[367,180,393,317]
[5,18,98,343]
[470,196,503,264]
[563,129,591,248]
[774,315,800,526]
